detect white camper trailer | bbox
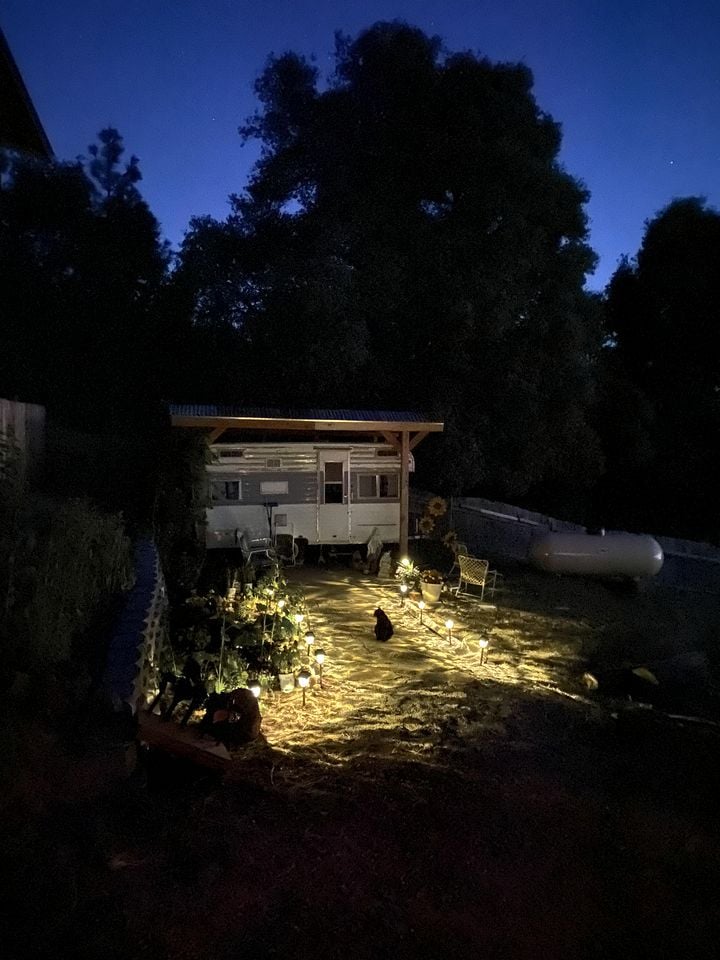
[169,406,445,556]
[206,441,412,550]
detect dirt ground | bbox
[8,564,720,959]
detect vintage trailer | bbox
[170,406,444,556]
[528,531,664,579]
[205,441,413,549]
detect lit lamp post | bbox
[297,668,312,706]
[479,637,489,665]
[314,648,326,688]
[304,629,315,661]
[445,618,454,643]
[418,599,425,625]
[399,583,408,607]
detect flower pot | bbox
[278,672,295,693]
[421,581,443,604]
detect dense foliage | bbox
[0,437,132,677]
[597,198,720,540]
[173,22,604,504]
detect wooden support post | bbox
[400,429,410,557]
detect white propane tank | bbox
[528,531,664,579]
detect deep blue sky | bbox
[3,0,719,289]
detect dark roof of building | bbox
[169,404,435,424]
[0,28,53,158]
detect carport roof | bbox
[169,404,444,435]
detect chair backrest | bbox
[458,555,489,586]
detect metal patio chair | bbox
[239,531,278,569]
[451,554,500,601]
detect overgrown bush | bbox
[1,439,132,675]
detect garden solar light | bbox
[418,599,425,624]
[304,630,316,657]
[479,637,489,664]
[297,667,312,706]
[248,679,261,699]
[445,618,454,642]
[399,582,408,606]
[277,598,286,610]
[314,648,326,688]
[294,612,305,624]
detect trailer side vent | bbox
[266,458,282,469]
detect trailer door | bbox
[317,450,350,543]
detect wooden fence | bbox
[0,397,46,477]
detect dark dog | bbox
[374,607,394,642]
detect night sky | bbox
[3,0,719,290]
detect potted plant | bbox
[395,557,420,591]
[419,568,445,603]
[272,643,299,693]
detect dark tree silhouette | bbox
[599,197,720,539]
[0,129,169,523]
[177,21,602,502]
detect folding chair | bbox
[452,555,500,601]
[239,531,278,569]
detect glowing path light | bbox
[314,648,326,688]
[297,668,312,706]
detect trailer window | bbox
[357,473,398,499]
[324,461,344,504]
[211,479,241,502]
[260,480,289,495]
[379,473,399,497]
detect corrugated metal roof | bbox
[169,405,433,423]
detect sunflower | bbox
[418,516,435,535]
[442,530,458,546]
[425,496,448,518]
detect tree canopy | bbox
[0,129,170,525]
[599,197,720,539]
[176,21,603,501]
[0,128,168,429]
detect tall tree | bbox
[0,130,169,523]
[601,198,720,539]
[181,21,602,503]
[0,129,168,426]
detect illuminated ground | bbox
[10,564,720,960]
[251,566,594,774]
